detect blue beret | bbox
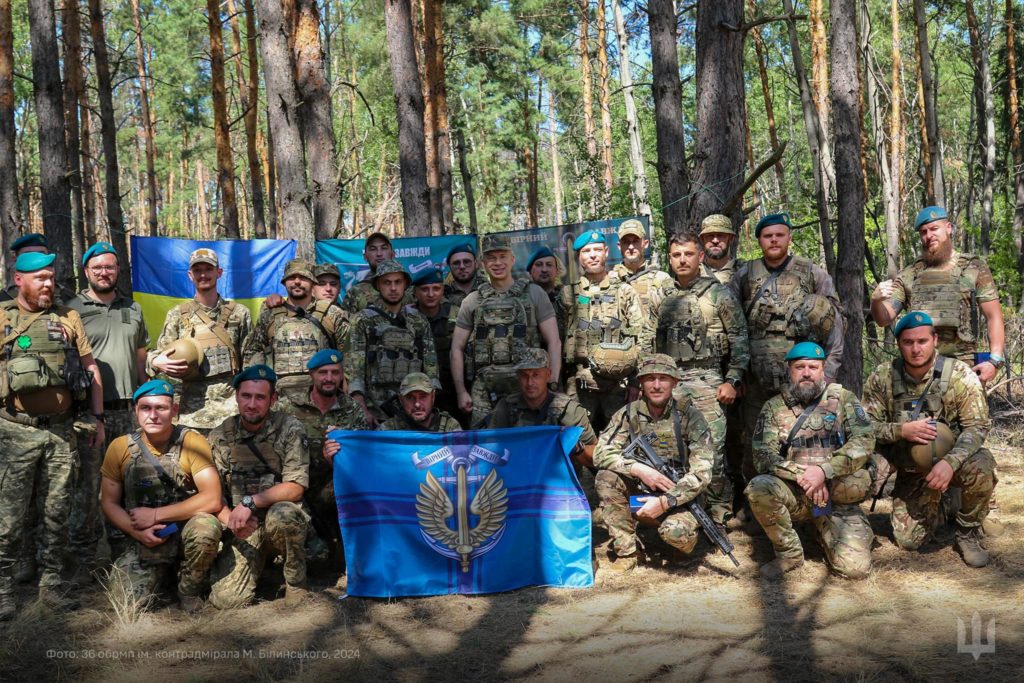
[755,212,792,237]
[412,267,444,286]
[527,246,556,270]
[446,243,476,262]
[785,341,826,362]
[232,364,278,389]
[914,205,948,230]
[307,348,343,371]
[10,233,48,252]
[15,252,56,272]
[82,241,117,267]
[572,230,606,251]
[894,311,934,337]
[132,379,175,403]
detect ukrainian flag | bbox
[131,236,297,347]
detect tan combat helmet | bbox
[909,422,956,474]
[162,338,204,381]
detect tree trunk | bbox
[546,83,565,223]
[256,0,314,257]
[1007,0,1024,311]
[27,0,74,288]
[129,0,159,235]
[965,0,995,255]
[0,0,18,281]
[80,80,97,244]
[455,128,477,232]
[612,0,649,217]
[748,0,787,207]
[913,0,944,206]
[206,0,240,238]
[831,0,865,392]
[810,0,830,138]
[262,123,279,237]
[293,0,342,239]
[227,0,267,238]
[383,0,430,235]
[196,158,210,239]
[648,0,689,231]
[423,0,453,232]
[596,0,613,193]
[579,0,597,214]
[61,0,86,276]
[886,0,903,275]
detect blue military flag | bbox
[330,426,593,597]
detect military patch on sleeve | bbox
[854,405,870,426]
[752,413,766,441]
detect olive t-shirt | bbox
[455,281,556,330]
[66,291,149,402]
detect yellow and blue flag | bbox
[131,236,296,345]
[331,425,593,597]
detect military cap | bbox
[914,205,948,230]
[893,311,934,338]
[527,246,556,271]
[480,233,512,253]
[281,258,316,284]
[446,242,476,263]
[10,233,48,253]
[232,364,278,389]
[15,252,56,272]
[699,214,735,237]
[573,230,606,251]
[365,231,393,248]
[617,219,646,240]
[399,372,434,396]
[189,248,219,267]
[132,379,175,403]
[82,241,117,267]
[369,259,410,283]
[307,348,343,371]
[514,348,550,371]
[785,341,826,362]
[754,212,792,237]
[636,353,681,380]
[412,266,444,287]
[314,263,340,279]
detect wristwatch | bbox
[727,378,742,389]
[662,493,678,509]
[988,353,1006,370]
[241,495,258,513]
[547,381,559,392]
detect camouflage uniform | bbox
[444,270,487,309]
[561,274,651,432]
[746,383,875,579]
[207,411,311,608]
[345,305,438,420]
[862,356,995,549]
[650,276,749,524]
[593,397,713,557]
[342,278,414,313]
[612,262,674,315]
[378,409,463,432]
[700,258,745,286]
[242,299,347,392]
[410,299,460,419]
[149,297,252,432]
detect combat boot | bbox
[603,552,638,574]
[759,557,804,580]
[955,526,989,568]
[179,594,204,615]
[14,556,36,584]
[284,584,311,606]
[37,584,80,611]
[0,592,15,621]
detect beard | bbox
[922,239,953,267]
[27,291,53,308]
[791,378,826,404]
[705,245,727,260]
[315,384,338,398]
[240,411,267,425]
[91,281,116,294]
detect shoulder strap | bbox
[910,356,946,421]
[781,394,824,457]
[671,405,689,473]
[193,306,237,353]
[283,301,336,348]
[0,308,47,348]
[744,255,792,317]
[241,433,282,477]
[129,428,191,496]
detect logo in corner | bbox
[957,612,995,661]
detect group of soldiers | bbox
[0,204,1007,618]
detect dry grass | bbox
[100,566,157,628]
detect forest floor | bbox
[2,430,1021,682]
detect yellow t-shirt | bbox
[101,429,215,485]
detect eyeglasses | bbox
[89,266,117,273]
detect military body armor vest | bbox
[656,278,725,369]
[221,417,284,508]
[268,300,335,378]
[622,265,657,300]
[177,300,241,379]
[470,280,538,371]
[504,391,572,427]
[0,301,74,399]
[570,277,637,380]
[625,401,688,471]
[364,305,424,385]
[904,255,977,345]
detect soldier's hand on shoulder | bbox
[901,418,938,444]
[266,293,285,309]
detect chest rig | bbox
[656,278,724,368]
[470,279,538,370]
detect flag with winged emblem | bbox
[330,426,593,597]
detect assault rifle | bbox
[623,432,740,567]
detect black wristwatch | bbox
[241,495,258,513]
[662,493,678,509]
[728,378,742,389]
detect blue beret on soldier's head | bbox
[412,266,444,287]
[893,311,934,338]
[10,233,48,253]
[785,341,826,362]
[307,348,343,371]
[572,230,606,251]
[82,241,117,268]
[15,252,56,273]
[754,212,792,237]
[446,242,476,263]
[527,246,556,271]
[914,205,948,230]
[132,379,175,403]
[232,364,278,389]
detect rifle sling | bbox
[744,255,792,318]
[908,356,945,421]
[193,307,239,365]
[283,302,336,348]
[129,429,191,497]
[241,435,282,478]
[781,394,824,459]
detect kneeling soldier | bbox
[99,380,222,612]
[862,312,996,567]
[377,372,462,432]
[746,342,875,580]
[208,365,312,608]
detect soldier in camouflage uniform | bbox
[562,229,651,433]
[612,218,673,313]
[98,380,223,612]
[0,252,106,619]
[313,263,342,306]
[730,213,845,480]
[377,372,463,432]
[527,247,568,345]
[593,355,714,572]
[452,233,562,427]
[444,242,486,308]
[409,267,462,423]
[149,248,252,433]
[345,260,439,426]
[649,230,749,527]
[208,365,313,608]
[698,214,744,285]
[340,231,396,313]
[746,342,875,580]
[0,233,49,302]
[243,258,347,393]
[862,312,996,567]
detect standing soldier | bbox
[243,258,347,393]
[340,231,396,313]
[207,365,312,608]
[313,264,342,305]
[593,355,713,572]
[562,230,650,433]
[444,243,485,308]
[66,242,150,582]
[527,247,568,344]
[731,213,844,479]
[746,342,875,580]
[0,252,105,618]
[612,219,673,312]
[98,380,223,612]
[699,214,744,285]
[862,313,997,567]
[345,260,438,427]
[451,234,561,427]
[409,267,461,421]
[650,230,749,529]
[0,233,49,302]
[149,248,252,434]
[377,372,463,432]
